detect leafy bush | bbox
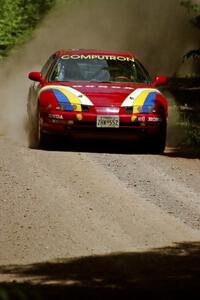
[180,0,200,27]
[178,115,200,151]
[180,0,200,60]
[0,0,56,59]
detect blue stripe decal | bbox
[52,89,72,111]
[142,92,157,113]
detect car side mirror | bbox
[152,75,168,87]
[28,72,44,84]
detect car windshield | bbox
[48,55,151,84]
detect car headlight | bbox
[125,105,156,114]
[57,103,90,112]
[57,103,79,111]
[125,106,133,113]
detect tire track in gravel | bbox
[88,149,200,230]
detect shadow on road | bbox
[164,146,200,159]
[39,138,153,155]
[37,137,200,158]
[0,242,200,299]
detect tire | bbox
[28,108,50,149]
[147,126,167,154]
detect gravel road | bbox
[0,135,200,297]
[0,136,199,264]
[0,0,200,294]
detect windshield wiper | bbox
[88,80,112,83]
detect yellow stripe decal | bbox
[39,85,94,107]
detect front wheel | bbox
[151,134,166,154]
[28,109,50,149]
[147,127,167,154]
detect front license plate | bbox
[96,116,119,128]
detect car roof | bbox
[54,49,137,59]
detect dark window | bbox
[41,54,56,78]
[48,57,151,84]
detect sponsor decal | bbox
[148,117,162,122]
[71,85,134,91]
[111,86,121,89]
[138,116,145,122]
[124,87,134,90]
[48,113,63,119]
[76,113,83,121]
[131,115,137,122]
[131,116,146,123]
[61,54,135,62]
[67,120,74,125]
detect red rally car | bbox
[27,49,168,152]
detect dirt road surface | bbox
[0,135,200,298]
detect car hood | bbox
[70,82,136,106]
[42,82,158,108]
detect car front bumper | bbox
[40,110,166,140]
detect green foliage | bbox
[180,0,200,60]
[178,115,200,151]
[180,0,200,27]
[179,1,200,152]
[183,49,200,61]
[0,0,56,58]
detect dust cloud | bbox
[0,0,199,145]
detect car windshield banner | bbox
[61,54,135,62]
